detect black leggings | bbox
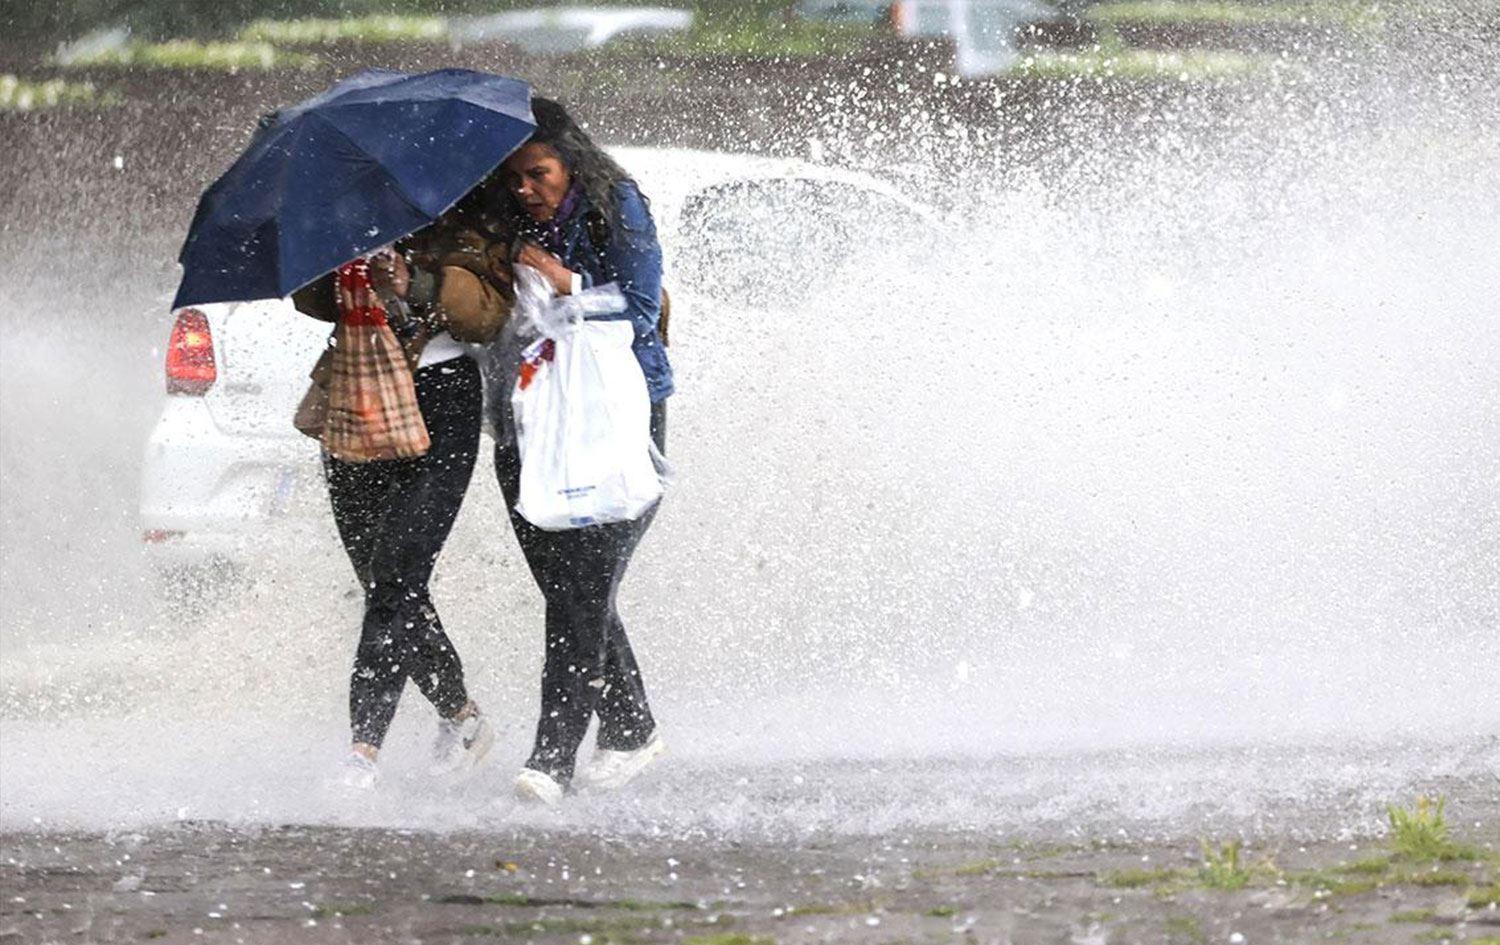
[323,356,481,748]
[495,401,666,783]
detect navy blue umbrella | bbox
[173,68,534,309]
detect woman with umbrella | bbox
[292,189,514,789]
[490,98,674,805]
[173,70,537,788]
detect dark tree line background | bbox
[1,0,796,44]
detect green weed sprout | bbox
[1198,839,1254,890]
[1387,796,1477,861]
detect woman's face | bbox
[502,142,572,222]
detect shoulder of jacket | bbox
[610,180,655,236]
[612,179,650,212]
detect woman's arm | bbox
[421,232,514,343]
[593,181,663,338]
[380,233,513,344]
[427,265,512,343]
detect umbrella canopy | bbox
[173,68,533,309]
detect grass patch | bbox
[1469,884,1500,908]
[1286,869,1382,896]
[783,903,842,916]
[1322,877,1381,896]
[1085,1,1383,32]
[1103,866,1186,889]
[1401,869,1474,887]
[616,899,701,912]
[783,900,881,917]
[683,936,775,945]
[1390,908,1437,923]
[310,902,376,918]
[1389,796,1451,859]
[1008,47,1271,81]
[239,15,448,45]
[453,915,667,938]
[439,893,545,907]
[1198,840,1256,890]
[1337,856,1393,875]
[0,75,118,111]
[1275,822,1487,900]
[926,905,958,917]
[1388,797,1481,862]
[944,860,1092,880]
[59,40,316,71]
[1164,915,1206,943]
[439,893,697,910]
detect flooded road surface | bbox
[4,769,1498,945]
[4,738,1497,942]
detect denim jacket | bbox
[541,180,674,402]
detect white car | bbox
[449,7,695,54]
[139,147,931,596]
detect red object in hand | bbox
[336,259,388,327]
[516,338,555,392]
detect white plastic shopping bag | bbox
[510,266,663,530]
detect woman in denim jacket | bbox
[491,98,673,805]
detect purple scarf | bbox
[537,182,584,257]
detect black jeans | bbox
[495,401,666,783]
[323,356,481,748]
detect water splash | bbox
[2,25,1497,835]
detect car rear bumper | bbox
[139,397,332,570]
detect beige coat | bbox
[291,226,513,352]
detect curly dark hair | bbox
[506,96,634,223]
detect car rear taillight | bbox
[166,308,216,395]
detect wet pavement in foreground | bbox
[3,776,1497,945]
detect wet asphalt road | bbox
[3,773,1498,945]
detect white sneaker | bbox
[337,752,380,790]
[513,768,565,807]
[577,733,666,791]
[430,710,496,778]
